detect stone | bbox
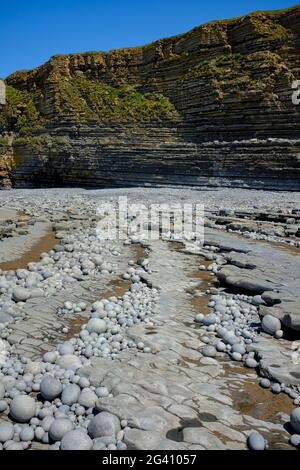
[43,351,57,364]
[202,345,217,358]
[271,383,281,394]
[49,418,73,442]
[58,342,74,356]
[274,330,283,339]
[24,361,42,376]
[261,315,281,336]
[86,318,107,334]
[0,422,14,443]
[87,412,121,438]
[61,429,93,450]
[20,425,35,442]
[194,314,204,324]
[247,431,266,450]
[78,390,97,409]
[56,354,82,371]
[202,314,217,326]
[290,434,300,448]
[260,378,271,389]
[40,375,63,400]
[0,400,8,412]
[290,408,300,434]
[12,287,30,302]
[245,358,258,368]
[61,384,81,406]
[10,395,37,423]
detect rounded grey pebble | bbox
[216,340,226,352]
[290,434,300,448]
[43,352,57,364]
[61,429,93,450]
[0,422,14,443]
[20,425,35,442]
[231,352,242,362]
[78,390,97,409]
[275,330,283,339]
[49,418,73,442]
[202,345,217,358]
[260,378,271,389]
[40,375,63,400]
[10,395,37,423]
[61,384,80,406]
[95,387,109,398]
[194,314,204,324]
[247,431,266,450]
[271,383,281,394]
[261,315,281,336]
[12,287,30,302]
[88,412,121,438]
[290,408,300,434]
[245,358,258,368]
[41,415,55,432]
[0,400,8,412]
[35,426,45,441]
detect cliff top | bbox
[6,3,300,81]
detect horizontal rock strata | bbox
[0,6,300,189]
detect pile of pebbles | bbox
[194,291,300,449]
[0,247,159,450]
[0,229,118,305]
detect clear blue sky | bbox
[1,0,297,78]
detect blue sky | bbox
[1,0,297,77]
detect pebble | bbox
[61,429,93,450]
[0,422,14,443]
[259,378,271,389]
[247,431,266,450]
[20,425,35,442]
[245,358,258,368]
[49,418,74,441]
[40,375,63,400]
[10,395,37,423]
[202,345,217,358]
[261,315,281,336]
[87,412,121,438]
[290,434,300,448]
[194,314,204,323]
[86,318,107,334]
[290,408,300,433]
[61,384,81,406]
[271,383,281,394]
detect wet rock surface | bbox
[0,187,299,451]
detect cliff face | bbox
[1,5,300,189]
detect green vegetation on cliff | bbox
[0,86,42,131]
[53,76,177,122]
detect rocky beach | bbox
[0,186,299,451]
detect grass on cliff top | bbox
[184,51,288,80]
[56,76,177,122]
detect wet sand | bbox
[0,229,58,271]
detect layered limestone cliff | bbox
[1,5,300,189]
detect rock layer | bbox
[1,6,300,189]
